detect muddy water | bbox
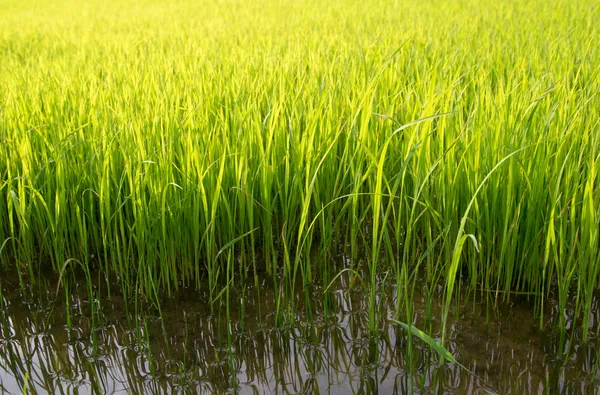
[0,272,599,394]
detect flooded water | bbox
[0,270,599,394]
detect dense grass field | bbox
[1,0,599,352]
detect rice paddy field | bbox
[0,0,599,393]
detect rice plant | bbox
[0,0,599,355]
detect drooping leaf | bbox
[392,319,456,363]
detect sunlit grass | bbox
[0,0,599,353]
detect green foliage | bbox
[0,0,599,341]
[392,320,456,363]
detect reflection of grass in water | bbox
[394,319,503,394]
[0,275,599,393]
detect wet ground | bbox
[0,271,599,394]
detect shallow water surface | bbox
[0,273,599,394]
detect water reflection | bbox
[0,274,598,394]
